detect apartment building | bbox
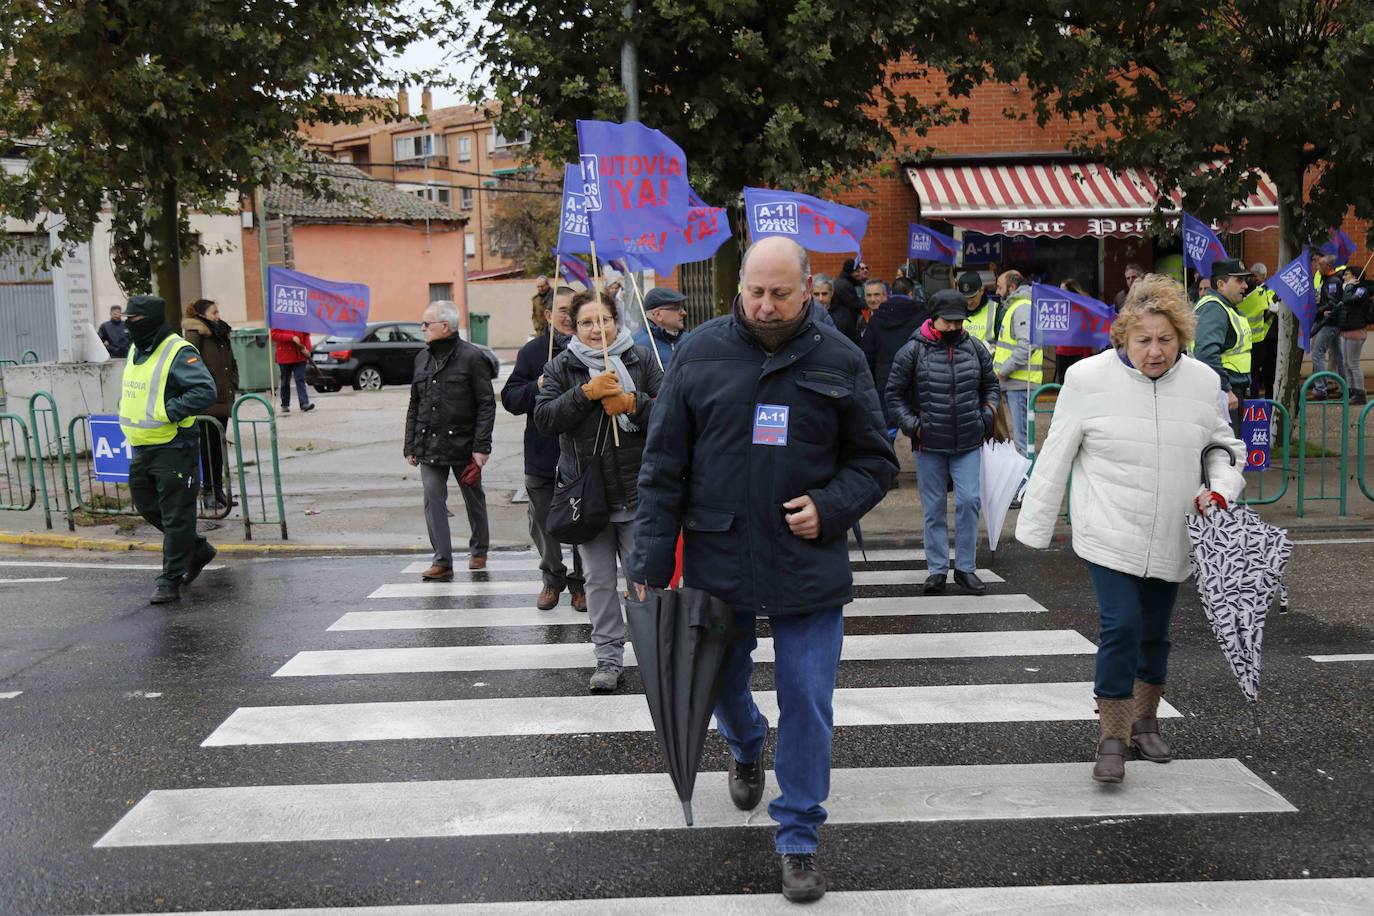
[300,91,540,279]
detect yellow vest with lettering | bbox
[992,295,1044,384]
[119,335,196,447]
[1192,293,1252,376]
[964,302,996,351]
[1237,287,1275,344]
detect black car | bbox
[307,321,500,392]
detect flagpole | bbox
[623,269,664,372]
[589,238,621,446]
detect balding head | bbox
[740,237,812,323]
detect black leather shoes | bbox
[149,582,181,605]
[780,853,826,902]
[953,569,987,596]
[728,755,765,810]
[183,544,217,586]
[923,573,947,595]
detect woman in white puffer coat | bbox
[1016,274,1245,784]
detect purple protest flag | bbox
[907,223,959,265]
[1029,282,1115,349]
[266,266,369,338]
[552,249,593,289]
[652,188,732,267]
[1265,248,1315,350]
[1319,228,1357,263]
[575,120,689,264]
[742,187,867,256]
[1182,212,1228,277]
[556,163,627,260]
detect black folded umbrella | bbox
[625,585,735,826]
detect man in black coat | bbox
[885,289,1001,596]
[500,287,586,611]
[828,257,865,344]
[98,305,131,358]
[404,300,496,581]
[628,237,897,903]
[860,275,929,436]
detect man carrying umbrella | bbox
[629,236,897,903]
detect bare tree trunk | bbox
[1272,175,1303,431]
[150,176,183,330]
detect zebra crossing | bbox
[91,546,1316,912]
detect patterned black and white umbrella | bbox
[1186,447,1293,726]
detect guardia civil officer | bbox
[118,294,219,604]
[629,236,897,903]
[1191,259,1253,430]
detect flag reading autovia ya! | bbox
[743,187,867,256]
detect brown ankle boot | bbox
[1093,697,1133,783]
[421,563,454,582]
[1131,680,1173,762]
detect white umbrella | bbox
[980,439,1031,551]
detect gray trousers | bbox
[525,473,585,591]
[1311,325,1346,392]
[580,511,635,666]
[421,462,489,566]
[1339,336,1366,393]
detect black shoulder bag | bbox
[546,408,611,544]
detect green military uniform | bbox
[118,295,219,602]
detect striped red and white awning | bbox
[906,162,1279,237]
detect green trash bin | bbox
[468,312,490,346]
[230,327,275,392]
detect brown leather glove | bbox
[580,371,622,401]
[602,391,636,416]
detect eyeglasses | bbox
[576,318,613,331]
[419,320,447,329]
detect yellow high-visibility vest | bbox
[1192,293,1252,376]
[118,335,196,447]
[992,295,1044,384]
[964,302,996,351]
[1237,286,1276,343]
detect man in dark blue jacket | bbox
[629,237,897,903]
[631,286,688,371]
[885,289,1001,596]
[500,287,585,611]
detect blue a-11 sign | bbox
[89,415,132,482]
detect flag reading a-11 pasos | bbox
[1264,247,1315,350]
[267,266,369,338]
[1029,282,1115,349]
[908,223,960,265]
[743,187,867,256]
[1320,228,1357,263]
[1181,212,1228,277]
[556,163,627,260]
[575,120,689,269]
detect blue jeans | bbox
[1310,325,1346,394]
[1086,562,1180,699]
[916,449,981,575]
[1003,386,1029,456]
[280,362,309,408]
[713,607,843,854]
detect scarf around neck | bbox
[568,326,640,432]
[734,298,809,352]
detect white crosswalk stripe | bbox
[327,594,1049,631]
[203,682,1180,746]
[273,630,1098,677]
[71,878,1374,915]
[402,557,566,574]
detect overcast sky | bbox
[388,2,487,109]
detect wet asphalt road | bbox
[0,535,1372,914]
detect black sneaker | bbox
[183,544,218,586]
[301,402,316,412]
[923,573,947,595]
[149,582,181,605]
[780,853,826,902]
[280,405,291,414]
[729,755,765,810]
[952,569,987,596]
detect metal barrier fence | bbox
[232,393,288,541]
[0,412,36,511]
[20,350,39,364]
[1238,399,1290,507]
[1359,400,1374,503]
[1296,372,1348,517]
[64,414,237,528]
[0,358,16,412]
[27,390,71,530]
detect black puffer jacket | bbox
[534,345,662,511]
[1338,282,1371,332]
[830,271,864,343]
[885,320,1001,455]
[404,336,496,465]
[861,294,930,420]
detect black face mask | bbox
[127,316,166,350]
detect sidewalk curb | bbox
[0,532,420,557]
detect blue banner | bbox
[1029,283,1115,349]
[1181,212,1228,277]
[575,120,689,273]
[1320,228,1357,263]
[907,223,960,264]
[89,415,131,483]
[653,189,732,267]
[1240,400,1272,471]
[1264,248,1314,350]
[554,250,593,289]
[266,266,369,338]
[742,187,867,256]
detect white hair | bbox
[427,299,461,330]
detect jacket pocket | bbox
[796,368,853,399]
[684,506,734,532]
[682,506,741,598]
